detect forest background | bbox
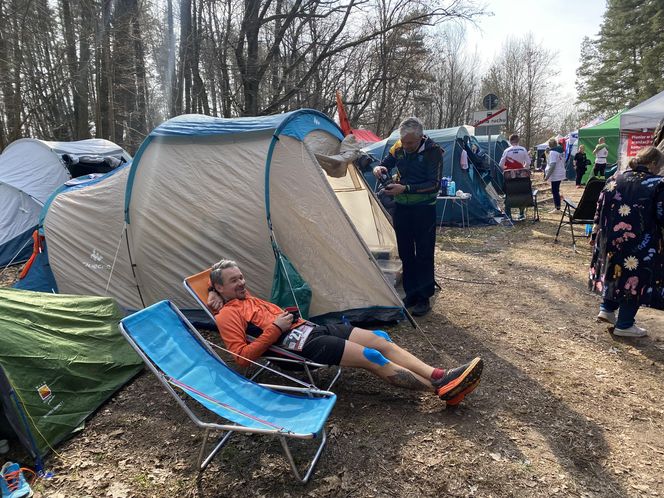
[0,0,662,154]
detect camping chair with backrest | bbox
[503,168,539,221]
[184,269,341,390]
[554,177,606,251]
[119,300,336,483]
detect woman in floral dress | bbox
[589,146,664,337]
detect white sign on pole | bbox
[472,108,507,127]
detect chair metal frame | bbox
[119,301,335,483]
[554,178,606,252]
[184,269,341,390]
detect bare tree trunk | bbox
[236,0,260,115]
[167,0,177,117]
[76,0,92,138]
[191,0,209,114]
[97,0,113,139]
[4,0,22,141]
[0,0,9,148]
[131,2,148,138]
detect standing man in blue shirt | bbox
[373,117,443,316]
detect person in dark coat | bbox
[372,117,443,317]
[573,144,590,188]
[589,146,664,337]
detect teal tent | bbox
[0,288,142,469]
[476,135,510,191]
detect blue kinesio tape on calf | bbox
[372,330,392,342]
[363,347,389,366]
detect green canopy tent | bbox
[578,110,625,183]
[0,288,142,470]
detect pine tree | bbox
[576,0,664,116]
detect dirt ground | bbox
[3,177,664,497]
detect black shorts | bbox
[298,323,354,366]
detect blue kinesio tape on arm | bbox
[372,330,392,342]
[363,347,389,366]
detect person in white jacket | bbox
[545,138,567,212]
[498,134,531,219]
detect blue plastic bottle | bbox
[448,180,456,196]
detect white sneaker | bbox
[613,324,648,338]
[548,208,561,214]
[596,310,616,325]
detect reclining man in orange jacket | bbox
[207,259,483,405]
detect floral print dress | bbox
[589,165,664,309]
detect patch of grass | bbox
[132,472,151,489]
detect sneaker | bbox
[1,462,33,498]
[596,309,616,325]
[411,298,431,317]
[613,324,648,338]
[445,377,482,406]
[434,357,483,403]
[548,208,561,214]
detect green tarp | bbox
[0,288,142,461]
[578,110,625,183]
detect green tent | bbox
[578,110,625,183]
[0,288,142,468]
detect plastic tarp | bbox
[0,288,142,460]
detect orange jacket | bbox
[215,291,304,367]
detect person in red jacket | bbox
[207,259,483,405]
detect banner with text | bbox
[626,131,654,156]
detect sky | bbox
[464,0,607,100]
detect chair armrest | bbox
[564,198,578,210]
[262,355,329,369]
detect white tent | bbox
[0,138,130,266]
[27,110,404,323]
[619,90,664,166]
[620,90,664,131]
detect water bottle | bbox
[585,224,592,236]
[440,177,448,196]
[448,180,456,196]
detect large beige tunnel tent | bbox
[20,110,404,323]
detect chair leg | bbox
[279,430,328,484]
[570,221,577,252]
[198,429,234,471]
[326,366,342,391]
[554,206,568,241]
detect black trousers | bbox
[575,167,586,186]
[393,203,436,303]
[593,163,606,177]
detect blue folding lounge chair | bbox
[184,269,341,390]
[119,300,336,483]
